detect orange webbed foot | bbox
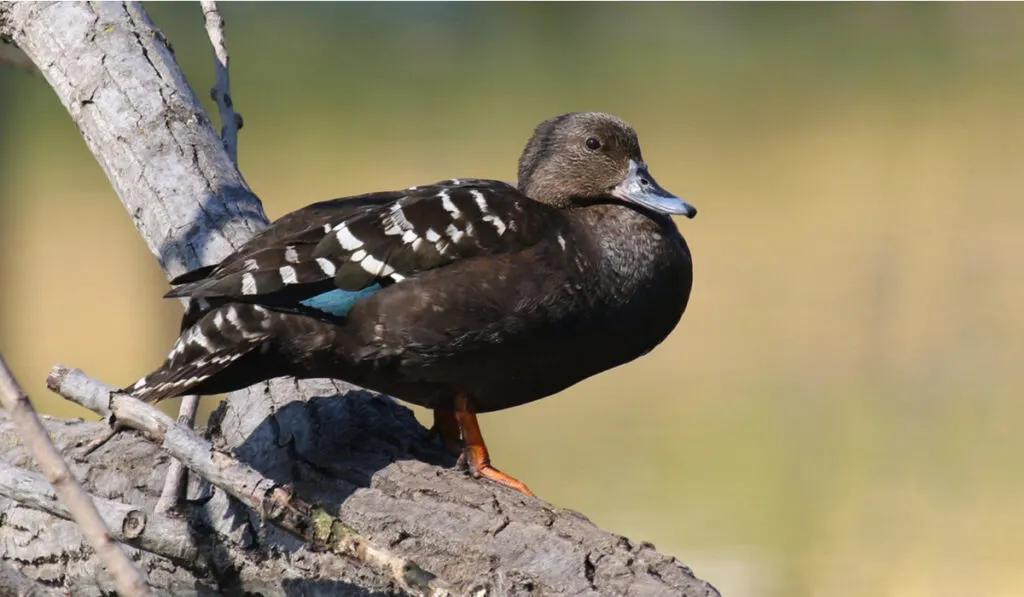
[453,393,535,497]
[468,461,535,496]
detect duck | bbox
[127,112,697,496]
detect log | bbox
[0,2,721,595]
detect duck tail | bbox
[125,303,272,403]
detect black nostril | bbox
[640,178,650,187]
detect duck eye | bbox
[585,137,602,151]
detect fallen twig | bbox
[0,354,152,596]
[47,365,458,597]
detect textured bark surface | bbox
[0,2,720,596]
[1,0,266,277]
[0,396,718,596]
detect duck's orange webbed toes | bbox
[453,393,535,497]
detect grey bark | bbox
[0,2,720,596]
[0,355,151,596]
[0,460,199,565]
[46,365,456,597]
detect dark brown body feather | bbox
[291,204,690,411]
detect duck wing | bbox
[165,179,557,320]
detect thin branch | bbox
[0,354,152,597]
[154,394,200,514]
[0,460,199,564]
[47,365,459,597]
[201,0,242,165]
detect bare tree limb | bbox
[0,410,438,596]
[3,398,718,597]
[0,0,360,441]
[0,1,267,279]
[200,0,242,165]
[47,365,458,597]
[153,394,199,514]
[0,460,199,564]
[0,355,152,596]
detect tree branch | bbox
[153,393,199,514]
[200,0,242,165]
[0,460,199,564]
[0,1,266,278]
[0,355,152,596]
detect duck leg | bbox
[453,393,534,496]
[429,407,463,455]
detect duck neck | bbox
[573,202,690,299]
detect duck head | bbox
[517,112,697,218]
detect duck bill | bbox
[610,161,697,218]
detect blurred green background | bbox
[3,3,1024,596]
